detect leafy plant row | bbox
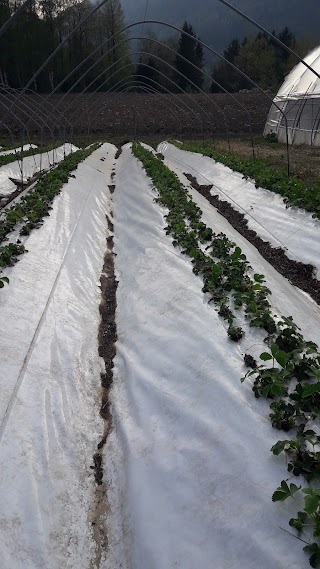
[132,142,320,567]
[0,143,101,288]
[0,144,56,170]
[172,140,320,220]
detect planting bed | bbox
[0,143,37,157]
[158,142,320,283]
[0,143,77,204]
[0,139,320,569]
[0,143,117,568]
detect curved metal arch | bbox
[110,77,194,125]
[18,89,68,161]
[101,78,188,134]
[1,84,57,136]
[16,18,287,143]
[78,79,184,142]
[96,79,185,132]
[49,36,226,131]
[31,51,215,142]
[20,88,68,132]
[119,85,163,141]
[54,19,288,169]
[69,61,212,143]
[64,53,220,137]
[22,27,236,145]
[0,88,41,172]
[72,67,209,139]
[0,84,57,170]
[22,88,76,158]
[2,18,292,168]
[50,34,253,151]
[116,83,185,140]
[110,81,184,135]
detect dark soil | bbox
[91,453,104,486]
[0,91,270,139]
[185,173,320,306]
[244,354,258,369]
[91,150,119,492]
[114,145,123,159]
[89,151,120,563]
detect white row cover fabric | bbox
[104,144,320,569]
[0,143,116,569]
[264,46,320,145]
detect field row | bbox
[0,142,319,568]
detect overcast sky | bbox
[121,0,320,57]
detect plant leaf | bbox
[303,383,320,399]
[271,440,287,456]
[260,352,273,361]
[305,494,320,516]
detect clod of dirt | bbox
[106,215,114,232]
[115,145,123,159]
[244,354,258,369]
[91,453,103,485]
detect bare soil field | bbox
[0,91,270,137]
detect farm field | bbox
[0,140,320,569]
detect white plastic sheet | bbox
[103,145,319,569]
[0,143,116,569]
[264,46,320,144]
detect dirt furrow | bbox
[90,148,122,567]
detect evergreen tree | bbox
[211,38,243,93]
[224,38,240,63]
[175,21,204,92]
[135,32,178,92]
[136,57,160,90]
[211,27,299,94]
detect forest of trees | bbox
[0,1,316,96]
[0,0,132,92]
[211,28,307,93]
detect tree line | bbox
[0,2,315,95]
[211,27,300,93]
[0,0,131,92]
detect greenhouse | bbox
[264,45,320,145]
